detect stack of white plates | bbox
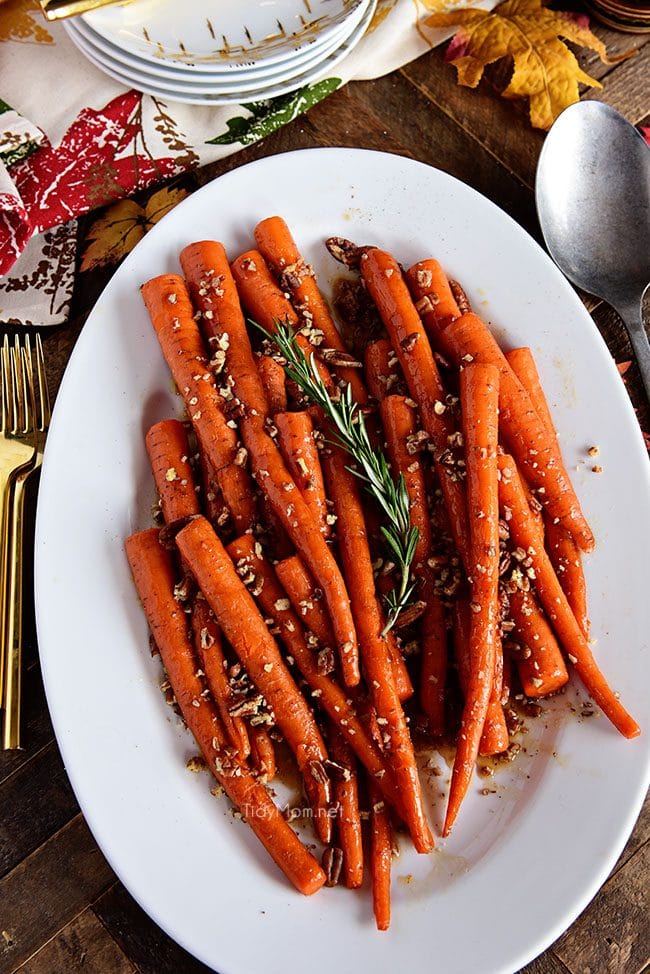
[64,0,377,105]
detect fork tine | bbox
[12,337,29,436]
[9,339,21,436]
[21,336,35,435]
[35,335,51,432]
[1,337,9,435]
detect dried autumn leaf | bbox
[426,0,635,129]
[81,200,145,273]
[81,185,188,272]
[144,185,188,225]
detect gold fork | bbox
[1,336,48,749]
[39,0,134,21]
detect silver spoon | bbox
[536,101,650,402]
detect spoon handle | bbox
[619,301,650,406]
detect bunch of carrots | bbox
[125,217,639,930]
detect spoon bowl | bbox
[536,101,650,400]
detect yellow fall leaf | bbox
[0,0,53,43]
[144,184,188,225]
[81,186,188,272]
[426,0,635,129]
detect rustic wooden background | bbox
[1,17,649,974]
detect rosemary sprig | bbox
[255,317,419,634]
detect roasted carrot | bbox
[145,420,200,524]
[452,597,509,757]
[380,393,447,733]
[125,528,325,896]
[275,410,331,538]
[405,259,462,335]
[176,516,333,841]
[505,346,590,635]
[497,456,639,738]
[257,354,288,415]
[180,240,270,421]
[274,552,412,702]
[364,339,405,402]
[328,725,363,889]
[140,275,257,533]
[360,249,469,567]
[436,313,594,553]
[508,588,569,697]
[275,554,335,648]
[254,216,368,402]
[225,533,396,805]
[322,445,433,853]
[368,778,392,931]
[544,516,589,637]
[190,597,250,758]
[197,451,229,530]
[249,725,277,782]
[231,250,339,397]
[444,363,501,835]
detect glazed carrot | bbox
[176,516,333,841]
[249,725,277,782]
[232,249,340,392]
[545,516,589,637]
[360,249,469,567]
[405,259,462,333]
[452,598,509,757]
[225,533,393,801]
[444,363,501,835]
[232,249,299,329]
[322,445,433,853]
[368,778,392,931]
[380,394,446,733]
[125,528,325,896]
[437,313,595,553]
[191,597,250,758]
[254,216,368,403]
[506,346,589,634]
[275,410,331,538]
[275,554,335,648]
[145,420,200,524]
[140,275,256,533]
[197,451,228,529]
[328,725,363,889]
[180,240,270,420]
[364,339,405,401]
[508,588,569,697]
[257,354,288,415]
[497,456,639,738]
[274,552,412,702]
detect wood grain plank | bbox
[554,840,650,974]
[585,41,650,121]
[0,742,78,879]
[341,74,540,237]
[92,883,211,974]
[0,815,113,974]
[0,664,54,788]
[401,48,543,189]
[517,951,572,973]
[15,909,136,974]
[579,26,650,81]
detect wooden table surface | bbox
[1,18,649,974]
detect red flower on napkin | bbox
[1,91,183,276]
